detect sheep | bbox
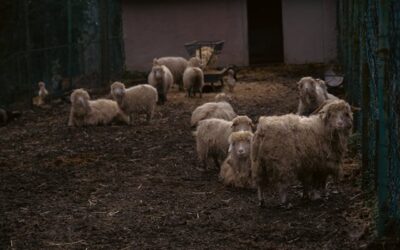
[68,88,129,127]
[190,101,237,128]
[219,131,254,188]
[154,57,188,91]
[195,115,253,169]
[183,62,204,98]
[148,59,174,104]
[251,99,353,207]
[297,77,338,116]
[110,82,158,124]
[214,93,233,103]
[32,81,49,107]
[225,69,236,92]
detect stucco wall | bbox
[282,0,337,64]
[122,0,248,71]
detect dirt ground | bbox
[0,66,375,249]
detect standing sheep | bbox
[183,59,205,98]
[195,115,253,169]
[252,100,353,206]
[110,82,158,124]
[297,77,338,116]
[148,59,174,104]
[154,57,188,90]
[220,131,254,188]
[190,101,237,128]
[68,89,129,127]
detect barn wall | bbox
[122,0,248,71]
[282,0,337,64]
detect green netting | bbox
[338,0,400,235]
[0,0,124,107]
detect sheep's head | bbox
[110,81,126,105]
[319,100,353,132]
[188,57,202,68]
[231,115,253,132]
[152,64,164,81]
[228,131,254,159]
[70,89,90,116]
[38,81,46,88]
[298,77,318,102]
[215,93,233,103]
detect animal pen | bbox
[337,0,400,235]
[0,0,125,107]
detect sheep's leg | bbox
[146,108,154,124]
[212,155,220,169]
[278,184,288,204]
[257,186,265,207]
[129,114,134,125]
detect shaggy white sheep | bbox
[148,59,174,104]
[110,82,158,124]
[252,100,353,206]
[190,101,237,128]
[68,89,129,127]
[183,63,204,98]
[195,115,253,169]
[219,131,254,188]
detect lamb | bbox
[190,101,237,128]
[68,88,129,127]
[110,82,158,124]
[219,131,254,188]
[297,77,337,116]
[214,93,233,103]
[148,59,174,104]
[251,99,353,206]
[154,57,188,90]
[32,81,49,107]
[183,59,205,98]
[195,115,253,169]
[224,69,236,92]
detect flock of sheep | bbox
[34,55,354,207]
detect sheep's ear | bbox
[228,143,233,153]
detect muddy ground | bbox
[0,66,375,249]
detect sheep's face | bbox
[189,57,202,68]
[152,65,164,81]
[230,139,252,159]
[38,81,45,88]
[110,82,126,104]
[322,101,353,131]
[298,77,318,103]
[71,90,90,116]
[231,116,253,132]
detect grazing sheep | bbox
[190,101,237,128]
[297,77,339,116]
[225,69,236,92]
[110,82,158,124]
[183,63,204,98]
[220,131,254,188]
[155,57,188,90]
[252,100,353,206]
[214,93,233,103]
[68,89,129,127]
[148,59,174,104]
[195,115,253,169]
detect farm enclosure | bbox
[0,67,374,249]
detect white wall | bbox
[122,0,248,71]
[282,0,337,64]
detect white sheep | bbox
[148,59,174,104]
[297,77,338,116]
[225,69,236,92]
[190,101,237,128]
[68,89,129,127]
[154,57,188,90]
[110,82,158,124]
[251,100,353,206]
[195,115,253,169]
[183,61,205,98]
[219,131,254,188]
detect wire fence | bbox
[0,0,124,107]
[338,0,400,235]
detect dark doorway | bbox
[247,0,284,64]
